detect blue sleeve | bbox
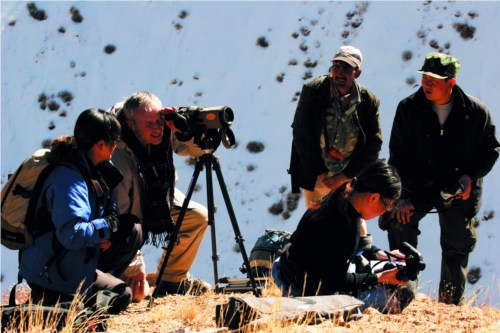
[43,165,111,249]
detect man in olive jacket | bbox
[289,45,382,210]
[379,53,500,305]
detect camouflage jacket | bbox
[289,75,382,192]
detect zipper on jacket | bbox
[440,128,444,136]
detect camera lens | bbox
[221,107,234,126]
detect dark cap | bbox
[417,53,460,79]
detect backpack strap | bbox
[1,164,24,209]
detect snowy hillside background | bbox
[1,1,499,306]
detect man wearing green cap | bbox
[379,52,500,305]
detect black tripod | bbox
[150,151,260,306]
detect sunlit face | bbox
[360,193,396,220]
[331,60,360,95]
[421,74,455,105]
[127,103,164,146]
[101,140,117,161]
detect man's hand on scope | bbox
[160,106,187,133]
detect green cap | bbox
[417,53,461,79]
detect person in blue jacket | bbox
[19,109,132,314]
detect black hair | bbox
[351,160,402,201]
[74,108,121,152]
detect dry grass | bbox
[105,281,500,333]
[2,281,500,332]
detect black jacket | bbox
[289,75,382,192]
[279,189,379,296]
[389,85,500,204]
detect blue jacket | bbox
[20,154,112,296]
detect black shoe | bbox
[156,277,211,296]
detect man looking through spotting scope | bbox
[109,91,211,296]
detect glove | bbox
[109,214,139,243]
[104,209,120,233]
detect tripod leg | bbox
[149,156,205,306]
[204,156,220,288]
[210,155,261,297]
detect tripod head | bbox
[198,128,236,152]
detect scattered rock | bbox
[288,59,298,66]
[57,90,73,104]
[300,27,311,36]
[453,22,475,39]
[256,36,269,48]
[8,19,16,26]
[304,59,317,68]
[48,121,55,130]
[416,29,427,40]
[268,201,284,215]
[468,11,479,19]
[41,139,52,148]
[286,192,300,212]
[246,164,256,172]
[104,44,116,54]
[482,210,494,221]
[281,210,291,220]
[27,2,47,21]
[302,71,313,80]
[276,73,285,83]
[291,32,299,39]
[429,40,440,49]
[178,10,189,19]
[299,43,308,52]
[402,50,413,61]
[467,267,481,284]
[70,6,83,23]
[246,141,265,153]
[58,26,65,33]
[173,22,183,30]
[405,77,417,87]
[47,100,60,111]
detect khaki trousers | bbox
[156,200,208,283]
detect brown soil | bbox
[106,292,500,333]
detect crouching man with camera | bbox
[273,161,418,314]
[379,53,500,305]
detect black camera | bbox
[440,182,464,205]
[165,106,236,149]
[395,242,426,282]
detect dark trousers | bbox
[97,222,143,277]
[28,223,142,314]
[379,197,478,305]
[28,273,132,315]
